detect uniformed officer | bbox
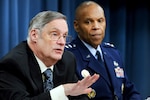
[65,1,142,100]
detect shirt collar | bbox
[81,40,103,59]
[34,55,54,73]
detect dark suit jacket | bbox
[0,41,88,100]
[65,37,142,100]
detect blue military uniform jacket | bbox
[65,36,141,100]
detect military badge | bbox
[114,61,124,78]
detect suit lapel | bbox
[88,57,112,86]
[102,48,119,93]
[28,47,44,93]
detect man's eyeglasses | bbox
[34,28,73,43]
[48,32,72,43]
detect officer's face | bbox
[74,4,106,48]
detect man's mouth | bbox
[54,48,63,54]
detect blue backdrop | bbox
[0,0,150,99]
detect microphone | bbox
[81,69,90,78]
[81,69,96,99]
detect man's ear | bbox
[29,29,39,42]
[74,20,79,32]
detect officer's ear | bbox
[74,20,79,32]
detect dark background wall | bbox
[0,0,150,99]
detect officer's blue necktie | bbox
[96,50,104,66]
[43,69,54,92]
[96,51,102,62]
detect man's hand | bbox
[63,74,99,96]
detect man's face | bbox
[34,19,68,62]
[74,4,106,48]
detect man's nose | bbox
[57,36,66,44]
[93,22,100,29]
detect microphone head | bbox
[81,69,90,78]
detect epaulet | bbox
[103,42,115,48]
[65,43,76,49]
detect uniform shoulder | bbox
[102,42,116,48]
[65,43,77,49]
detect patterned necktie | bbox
[43,69,54,92]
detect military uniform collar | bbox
[81,40,103,60]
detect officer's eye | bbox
[98,18,104,23]
[84,20,92,24]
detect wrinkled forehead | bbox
[44,19,68,34]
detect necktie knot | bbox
[96,50,106,69]
[96,50,101,61]
[43,69,52,79]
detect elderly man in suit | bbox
[0,11,99,100]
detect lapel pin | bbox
[113,61,119,67]
[86,54,91,58]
